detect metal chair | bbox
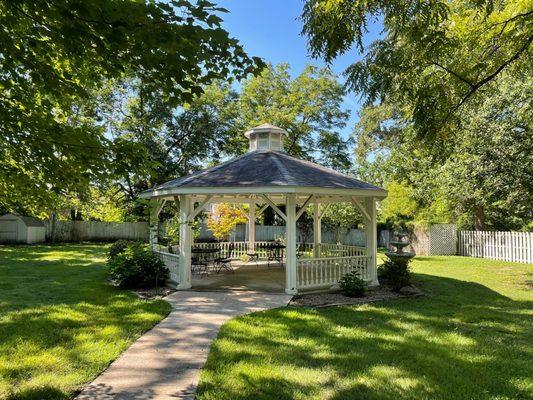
[214,243,235,273]
[191,256,209,277]
[267,246,284,268]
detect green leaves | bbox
[0,0,262,215]
[302,0,533,138]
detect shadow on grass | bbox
[197,274,533,400]
[0,244,171,400]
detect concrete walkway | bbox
[76,291,292,400]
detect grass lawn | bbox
[197,255,533,400]
[0,244,171,400]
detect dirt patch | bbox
[133,286,176,300]
[289,284,423,308]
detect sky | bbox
[216,0,383,140]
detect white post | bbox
[364,197,379,286]
[313,202,321,257]
[248,202,255,253]
[149,199,160,249]
[178,195,192,290]
[285,194,298,294]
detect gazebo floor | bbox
[191,261,285,293]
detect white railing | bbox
[297,255,370,290]
[317,243,367,257]
[458,231,533,264]
[154,250,179,283]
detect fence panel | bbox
[458,230,532,264]
[46,220,149,242]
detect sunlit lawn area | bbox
[0,244,171,400]
[197,255,533,400]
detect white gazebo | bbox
[141,124,387,294]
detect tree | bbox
[235,64,354,170]
[301,0,532,139]
[320,203,363,242]
[353,70,533,230]
[98,63,356,220]
[207,204,247,241]
[379,182,417,228]
[0,0,262,215]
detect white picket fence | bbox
[458,231,533,264]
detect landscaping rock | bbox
[399,285,423,296]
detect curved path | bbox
[76,290,292,400]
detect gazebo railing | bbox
[297,255,370,291]
[317,243,366,257]
[154,250,180,283]
[154,242,370,290]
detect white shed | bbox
[0,214,46,244]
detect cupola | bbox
[245,123,288,152]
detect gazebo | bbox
[141,124,387,294]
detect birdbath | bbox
[385,231,415,263]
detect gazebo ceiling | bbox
[141,124,386,200]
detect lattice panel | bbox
[429,224,457,255]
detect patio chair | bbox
[191,257,209,277]
[214,243,234,273]
[267,246,284,268]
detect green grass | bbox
[197,255,533,400]
[0,244,171,400]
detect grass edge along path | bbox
[196,255,533,400]
[0,244,171,400]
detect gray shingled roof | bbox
[148,150,384,193]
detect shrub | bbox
[339,271,367,297]
[108,240,141,260]
[380,258,411,291]
[108,244,169,289]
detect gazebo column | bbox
[248,202,255,253]
[364,197,379,286]
[285,194,298,294]
[178,194,192,290]
[313,202,321,258]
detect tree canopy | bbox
[302,0,532,139]
[0,0,262,216]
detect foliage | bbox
[0,0,262,214]
[196,254,532,400]
[379,257,412,291]
[207,204,247,241]
[355,71,532,230]
[320,203,363,242]
[165,215,202,245]
[339,271,367,297]
[302,0,532,139]
[108,240,141,260]
[379,182,418,227]
[54,186,127,222]
[236,64,353,170]
[108,244,169,289]
[0,244,170,399]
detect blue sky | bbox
[217,0,383,139]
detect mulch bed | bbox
[289,283,423,308]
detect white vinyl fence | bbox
[458,231,533,264]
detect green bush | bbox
[108,240,142,260]
[339,271,367,297]
[380,258,411,291]
[108,244,169,289]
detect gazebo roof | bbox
[142,150,386,198]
